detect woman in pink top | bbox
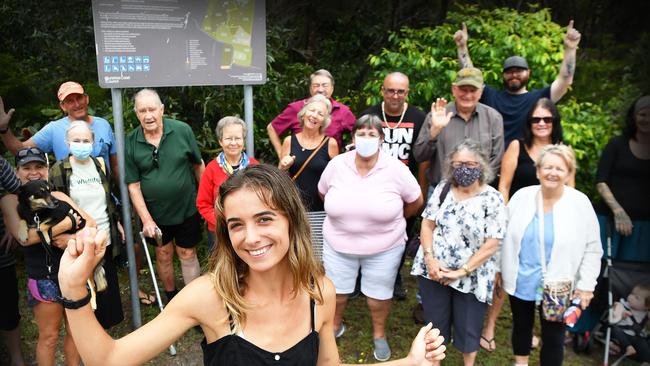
[318,115,423,361]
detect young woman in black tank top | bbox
[57,164,447,365]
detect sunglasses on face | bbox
[530,117,553,124]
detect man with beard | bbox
[266,69,356,158]
[454,21,581,144]
[360,72,428,300]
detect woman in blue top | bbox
[56,164,446,366]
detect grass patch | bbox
[2,247,619,365]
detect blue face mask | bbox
[70,142,93,160]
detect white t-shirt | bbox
[69,159,111,245]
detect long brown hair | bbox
[208,164,324,331]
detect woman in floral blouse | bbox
[411,139,506,366]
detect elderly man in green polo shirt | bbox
[125,88,205,302]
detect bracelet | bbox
[461,264,472,275]
[0,127,9,134]
[59,291,91,309]
[423,248,433,256]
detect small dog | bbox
[17,180,106,307]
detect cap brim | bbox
[17,156,47,166]
[453,81,483,89]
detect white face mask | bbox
[354,136,380,158]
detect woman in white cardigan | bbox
[501,144,602,366]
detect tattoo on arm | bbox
[597,183,623,212]
[458,52,472,69]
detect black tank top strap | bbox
[310,298,315,331]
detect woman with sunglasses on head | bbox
[411,139,506,366]
[49,121,124,329]
[197,116,258,251]
[0,147,94,366]
[57,164,446,366]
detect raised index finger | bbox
[462,22,467,33]
[567,19,574,31]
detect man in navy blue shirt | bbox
[454,21,581,145]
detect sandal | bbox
[480,336,496,352]
[139,292,157,306]
[531,335,540,349]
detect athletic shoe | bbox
[373,337,391,361]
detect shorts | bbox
[27,278,61,307]
[146,213,202,248]
[0,264,21,330]
[323,240,404,300]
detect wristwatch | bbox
[0,127,9,134]
[423,248,433,256]
[59,291,91,309]
[461,264,472,275]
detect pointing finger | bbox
[462,22,467,33]
[567,19,574,31]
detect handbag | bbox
[291,136,328,181]
[537,190,572,322]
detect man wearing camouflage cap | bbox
[413,67,504,188]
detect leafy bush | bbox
[363,5,635,197]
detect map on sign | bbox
[202,0,255,69]
[91,0,265,88]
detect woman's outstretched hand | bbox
[407,322,446,365]
[58,227,108,295]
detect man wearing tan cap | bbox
[413,67,504,189]
[0,81,117,176]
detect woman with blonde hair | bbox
[57,164,446,366]
[501,144,602,366]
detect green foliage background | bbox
[1,1,648,198]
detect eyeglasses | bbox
[383,88,408,96]
[531,117,553,124]
[222,137,243,143]
[451,160,480,168]
[151,147,159,169]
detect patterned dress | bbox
[411,180,506,304]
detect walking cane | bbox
[140,229,177,356]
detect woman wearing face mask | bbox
[49,121,124,329]
[318,115,423,361]
[410,139,506,366]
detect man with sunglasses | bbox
[266,69,356,157]
[454,21,581,145]
[125,88,205,302]
[359,72,427,301]
[0,81,118,178]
